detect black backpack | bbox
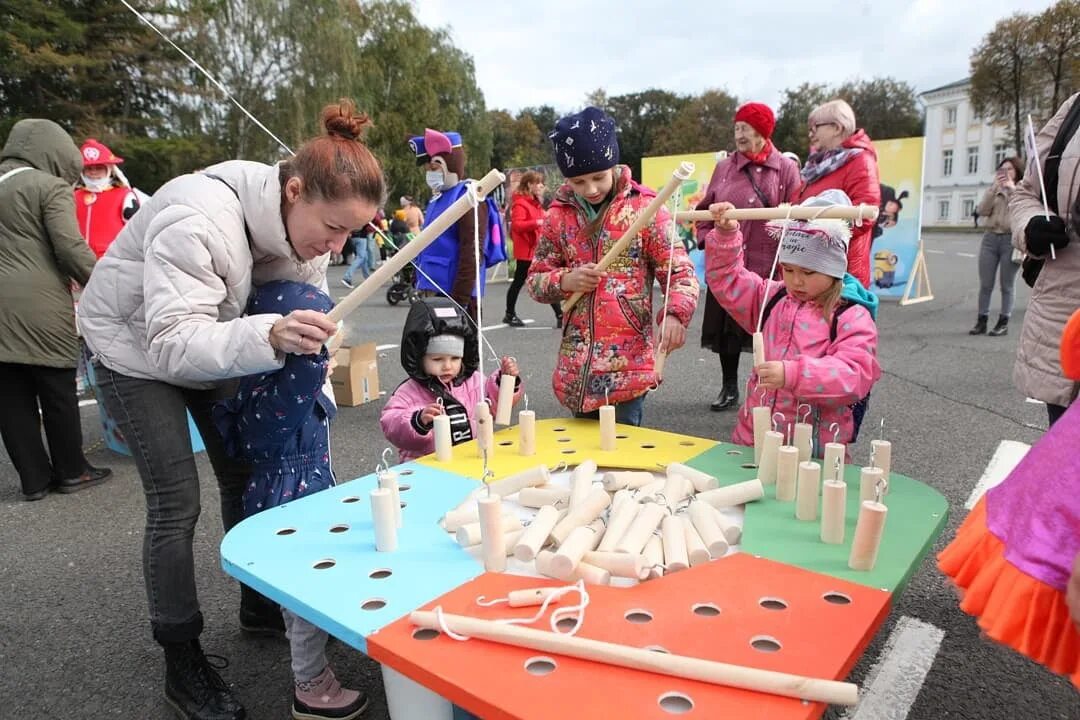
[1023,96,1080,287]
[760,288,873,441]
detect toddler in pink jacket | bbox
[703,192,881,458]
[380,298,522,462]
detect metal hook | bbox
[604,386,610,406]
[772,412,785,433]
[829,422,840,444]
[381,447,393,468]
[523,393,529,412]
[798,403,812,423]
[758,386,768,404]
[878,417,886,442]
[874,476,889,503]
[475,595,509,607]
[552,460,569,473]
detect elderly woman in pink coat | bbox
[695,103,800,411]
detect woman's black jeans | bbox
[93,361,249,645]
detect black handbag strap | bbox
[742,165,775,208]
[1044,96,1080,215]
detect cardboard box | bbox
[331,342,380,407]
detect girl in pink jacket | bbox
[380,298,522,462]
[527,107,698,425]
[703,193,881,458]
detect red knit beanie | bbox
[734,103,776,140]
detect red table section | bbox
[368,554,891,719]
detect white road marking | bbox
[843,616,945,720]
[925,249,945,255]
[956,252,977,258]
[376,344,398,352]
[78,399,97,408]
[1025,397,1046,405]
[965,439,1030,509]
[482,319,536,331]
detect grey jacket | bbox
[78,160,329,389]
[1009,93,1080,407]
[0,119,97,368]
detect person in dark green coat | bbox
[0,119,111,501]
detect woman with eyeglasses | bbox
[798,99,881,288]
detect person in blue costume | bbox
[409,128,506,340]
[213,279,368,720]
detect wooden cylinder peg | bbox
[602,471,655,492]
[697,479,764,509]
[378,470,401,527]
[661,515,689,572]
[433,414,453,462]
[505,587,564,607]
[549,487,611,545]
[599,404,617,451]
[823,442,845,483]
[495,372,516,426]
[848,501,888,571]
[513,505,561,562]
[758,430,783,486]
[775,446,799,502]
[570,460,598,507]
[518,410,536,456]
[503,529,525,556]
[475,401,494,458]
[551,525,595,577]
[489,464,551,499]
[666,462,718,493]
[660,473,692,507]
[683,517,711,566]
[614,503,666,555]
[643,535,664,580]
[596,497,639,552]
[859,466,884,505]
[583,550,650,580]
[370,487,397,552]
[710,506,742,546]
[752,406,770,465]
[456,513,522,547]
[634,478,667,502]
[795,461,820,521]
[478,496,507,572]
[518,486,571,509]
[871,439,892,493]
[689,501,729,557]
[752,331,766,367]
[794,422,813,463]
[535,550,611,586]
[820,479,847,545]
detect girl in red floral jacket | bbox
[527,107,699,425]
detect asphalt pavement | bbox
[1,231,1077,719]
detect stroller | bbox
[385,231,418,306]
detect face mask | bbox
[426,170,445,191]
[81,174,112,192]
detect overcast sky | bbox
[412,0,1055,114]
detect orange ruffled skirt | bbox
[938,497,1080,687]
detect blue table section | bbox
[220,462,482,652]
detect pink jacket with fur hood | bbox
[380,370,521,463]
[705,227,881,457]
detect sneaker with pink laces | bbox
[292,666,368,720]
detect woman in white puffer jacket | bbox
[77,100,385,720]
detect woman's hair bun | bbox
[322,98,373,141]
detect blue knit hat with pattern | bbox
[549,106,619,178]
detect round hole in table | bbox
[360,598,387,611]
[692,603,721,617]
[524,656,557,676]
[329,524,349,534]
[412,628,439,640]
[368,568,392,580]
[313,558,336,570]
[624,609,654,624]
[658,692,694,714]
[750,635,782,652]
[823,591,853,605]
[275,527,296,536]
[759,597,788,611]
[341,496,360,504]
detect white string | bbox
[119,0,293,156]
[756,203,796,333]
[436,581,590,643]
[655,187,683,359]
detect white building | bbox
[919,79,1017,227]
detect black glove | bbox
[1024,215,1070,256]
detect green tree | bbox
[1032,0,1080,112]
[970,13,1042,157]
[773,82,832,159]
[835,78,923,142]
[0,0,174,137]
[601,89,690,178]
[649,89,739,156]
